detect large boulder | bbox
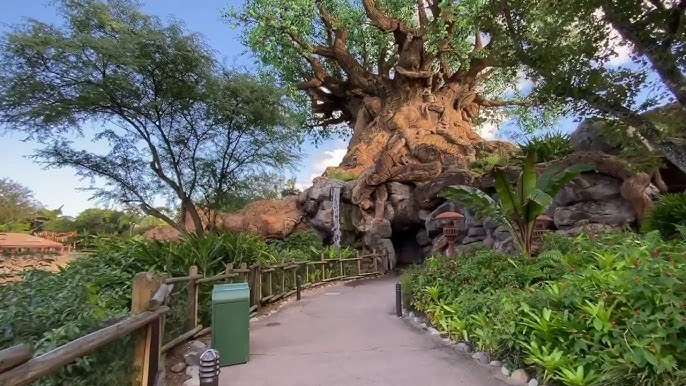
[553,199,636,227]
[214,196,307,239]
[553,174,622,207]
[387,182,419,229]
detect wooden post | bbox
[255,264,262,310]
[280,267,286,295]
[291,266,297,290]
[305,263,309,284]
[224,263,234,283]
[357,250,362,276]
[321,254,326,281]
[339,259,344,278]
[268,271,273,297]
[373,249,378,273]
[186,266,199,332]
[239,262,248,282]
[131,272,163,386]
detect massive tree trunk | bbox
[325,80,515,225]
[290,0,518,227]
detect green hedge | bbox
[402,231,686,386]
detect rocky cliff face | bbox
[300,169,652,269]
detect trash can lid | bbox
[212,282,250,303]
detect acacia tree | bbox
[494,0,686,174]
[0,0,304,235]
[0,178,41,229]
[229,0,538,222]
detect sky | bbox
[0,0,640,217]
[0,0,351,216]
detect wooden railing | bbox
[0,272,173,386]
[160,250,386,352]
[0,250,386,386]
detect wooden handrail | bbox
[0,250,387,386]
[0,345,32,374]
[0,307,168,386]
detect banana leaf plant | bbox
[439,149,595,257]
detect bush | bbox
[641,192,686,239]
[0,230,348,385]
[403,231,686,386]
[519,131,574,162]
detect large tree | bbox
[0,178,41,229]
[495,0,686,174]
[0,0,305,235]
[229,0,534,224]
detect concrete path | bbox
[219,274,502,386]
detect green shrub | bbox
[404,231,686,386]
[641,193,686,239]
[519,131,574,162]
[327,170,358,181]
[0,230,353,384]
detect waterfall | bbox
[331,186,342,249]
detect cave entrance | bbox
[391,224,426,267]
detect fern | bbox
[641,193,686,239]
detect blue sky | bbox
[0,0,648,217]
[0,0,349,216]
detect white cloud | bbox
[295,147,347,190]
[475,110,507,140]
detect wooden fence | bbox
[0,250,386,386]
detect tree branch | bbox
[416,0,429,30]
[474,95,532,107]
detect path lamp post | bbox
[435,211,465,257]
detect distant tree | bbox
[201,172,302,214]
[41,216,78,233]
[0,0,305,236]
[0,178,42,230]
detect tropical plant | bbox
[404,231,686,386]
[519,132,574,162]
[641,193,686,239]
[439,149,595,256]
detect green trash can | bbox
[211,282,250,366]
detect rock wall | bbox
[301,170,650,268]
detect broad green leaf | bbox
[519,149,538,200]
[492,168,521,220]
[537,163,596,197]
[439,185,506,225]
[525,188,554,220]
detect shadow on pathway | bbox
[219,274,503,386]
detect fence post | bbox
[255,264,262,311]
[321,254,326,280]
[373,249,378,273]
[356,250,362,276]
[239,262,248,282]
[131,272,163,386]
[224,263,233,283]
[187,266,199,332]
[281,267,286,295]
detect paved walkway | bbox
[219,274,502,386]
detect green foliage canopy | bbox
[0,178,42,230]
[0,0,306,235]
[227,0,555,140]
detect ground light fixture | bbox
[199,349,221,386]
